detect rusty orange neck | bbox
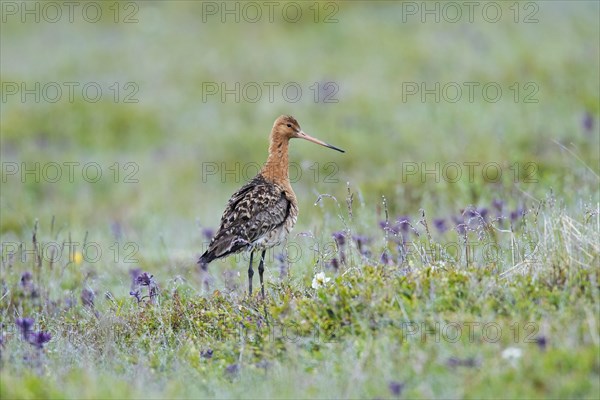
[260,134,290,187]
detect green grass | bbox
[1,1,599,398]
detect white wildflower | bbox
[311,272,331,289]
[501,347,523,361]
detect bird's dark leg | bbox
[248,251,254,296]
[258,250,266,298]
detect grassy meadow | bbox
[1,1,599,398]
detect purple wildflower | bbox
[465,208,478,218]
[136,272,153,286]
[201,348,213,359]
[129,268,142,289]
[452,216,466,235]
[582,111,594,132]
[130,290,142,303]
[380,251,390,265]
[202,228,215,242]
[332,231,346,247]
[510,207,525,222]
[388,381,404,396]
[28,331,52,349]
[492,199,504,213]
[329,257,339,271]
[433,218,447,233]
[81,288,95,308]
[225,363,240,377]
[535,336,547,351]
[332,232,347,264]
[15,318,34,339]
[353,234,369,255]
[396,216,411,234]
[20,271,33,288]
[478,208,489,221]
[131,271,159,304]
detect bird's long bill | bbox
[299,131,345,153]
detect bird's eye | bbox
[286,124,292,128]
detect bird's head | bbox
[272,115,345,153]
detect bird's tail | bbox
[198,237,248,270]
[198,251,215,271]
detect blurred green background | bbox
[2,1,597,240]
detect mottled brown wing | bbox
[199,176,290,264]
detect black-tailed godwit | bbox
[198,115,344,297]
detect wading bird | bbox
[198,115,344,297]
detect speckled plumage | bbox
[198,115,344,297]
[199,175,298,263]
